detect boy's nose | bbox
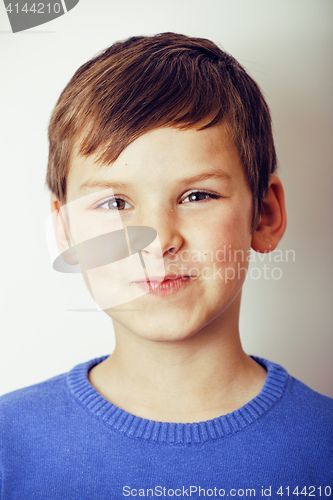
[138,209,184,258]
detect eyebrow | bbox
[79,170,231,193]
[79,180,129,193]
[177,170,232,187]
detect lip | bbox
[131,275,196,296]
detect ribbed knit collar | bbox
[67,355,288,445]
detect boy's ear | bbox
[50,194,79,266]
[251,174,287,253]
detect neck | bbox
[88,303,267,423]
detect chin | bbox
[140,328,199,344]
[110,306,203,343]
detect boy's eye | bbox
[98,197,132,211]
[181,191,220,203]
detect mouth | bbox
[130,275,197,296]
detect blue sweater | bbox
[0,356,332,499]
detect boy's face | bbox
[65,123,253,342]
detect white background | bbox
[0,0,332,397]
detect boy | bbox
[0,32,332,498]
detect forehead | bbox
[66,123,245,201]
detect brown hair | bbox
[46,32,276,228]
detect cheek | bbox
[197,203,252,253]
[189,202,252,284]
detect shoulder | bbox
[284,375,333,424]
[0,373,68,426]
[277,375,333,470]
[249,357,333,478]
[254,356,333,435]
[0,356,106,433]
[0,373,66,403]
[266,362,333,452]
[255,356,333,410]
